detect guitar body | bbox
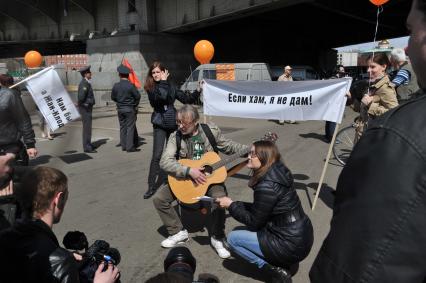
[168,151,227,204]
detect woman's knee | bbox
[228,230,243,248]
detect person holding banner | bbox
[77,66,96,153]
[310,1,426,281]
[111,64,141,152]
[354,53,398,138]
[143,61,200,199]
[216,140,313,283]
[0,74,37,165]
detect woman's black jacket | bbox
[228,161,314,267]
[147,80,199,129]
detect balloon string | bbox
[367,5,383,93]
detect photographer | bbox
[0,74,37,165]
[0,153,16,230]
[0,166,119,283]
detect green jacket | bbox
[160,123,249,178]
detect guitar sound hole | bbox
[203,165,213,176]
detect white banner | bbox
[25,67,80,131]
[203,78,352,123]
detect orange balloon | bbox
[24,50,43,68]
[194,40,214,64]
[369,0,389,6]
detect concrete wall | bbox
[61,3,95,38]
[85,32,196,106]
[155,0,293,31]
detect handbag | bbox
[151,105,177,130]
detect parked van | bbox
[181,63,272,92]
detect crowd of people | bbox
[0,0,425,282]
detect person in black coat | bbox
[111,64,141,152]
[0,74,37,165]
[310,1,426,282]
[0,166,119,283]
[143,61,200,199]
[217,140,313,283]
[77,66,96,153]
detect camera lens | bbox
[164,247,196,281]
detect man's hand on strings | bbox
[189,168,207,185]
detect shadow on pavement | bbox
[52,132,67,138]
[192,235,210,246]
[223,258,266,282]
[92,138,109,149]
[307,182,335,209]
[29,155,53,166]
[293,173,309,180]
[59,153,93,164]
[299,133,327,143]
[294,182,313,208]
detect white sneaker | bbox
[211,237,231,259]
[161,230,189,248]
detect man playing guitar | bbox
[152,104,248,258]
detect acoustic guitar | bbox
[168,132,278,204]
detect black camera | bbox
[163,247,219,283]
[63,231,121,283]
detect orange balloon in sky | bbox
[369,0,390,6]
[24,50,43,68]
[194,40,214,64]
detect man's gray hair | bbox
[390,48,407,62]
[177,104,200,121]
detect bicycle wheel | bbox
[333,125,357,166]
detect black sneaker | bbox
[143,187,157,199]
[261,264,292,283]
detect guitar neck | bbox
[211,148,249,171]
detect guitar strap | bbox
[175,123,218,160]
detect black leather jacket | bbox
[0,87,36,149]
[147,80,199,127]
[0,219,80,283]
[310,95,426,283]
[228,161,314,267]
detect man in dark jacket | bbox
[310,1,426,282]
[78,66,96,153]
[111,64,141,152]
[0,74,37,164]
[0,166,119,283]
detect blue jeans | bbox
[227,230,266,268]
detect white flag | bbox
[203,78,351,123]
[25,67,80,131]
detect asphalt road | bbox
[28,105,357,283]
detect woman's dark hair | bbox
[367,53,390,69]
[144,61,166,92]
[0,74,14,87]
[248,140,281,187]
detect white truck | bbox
[180,63,272,92]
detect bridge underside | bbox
[0,0,410,71]
[182,0,410,68]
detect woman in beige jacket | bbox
[354,53,398,138]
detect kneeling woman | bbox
[217,141,313,283]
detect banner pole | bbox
[312,122,340,211]
[10,66,54,89]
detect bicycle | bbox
[332,118,362,166]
